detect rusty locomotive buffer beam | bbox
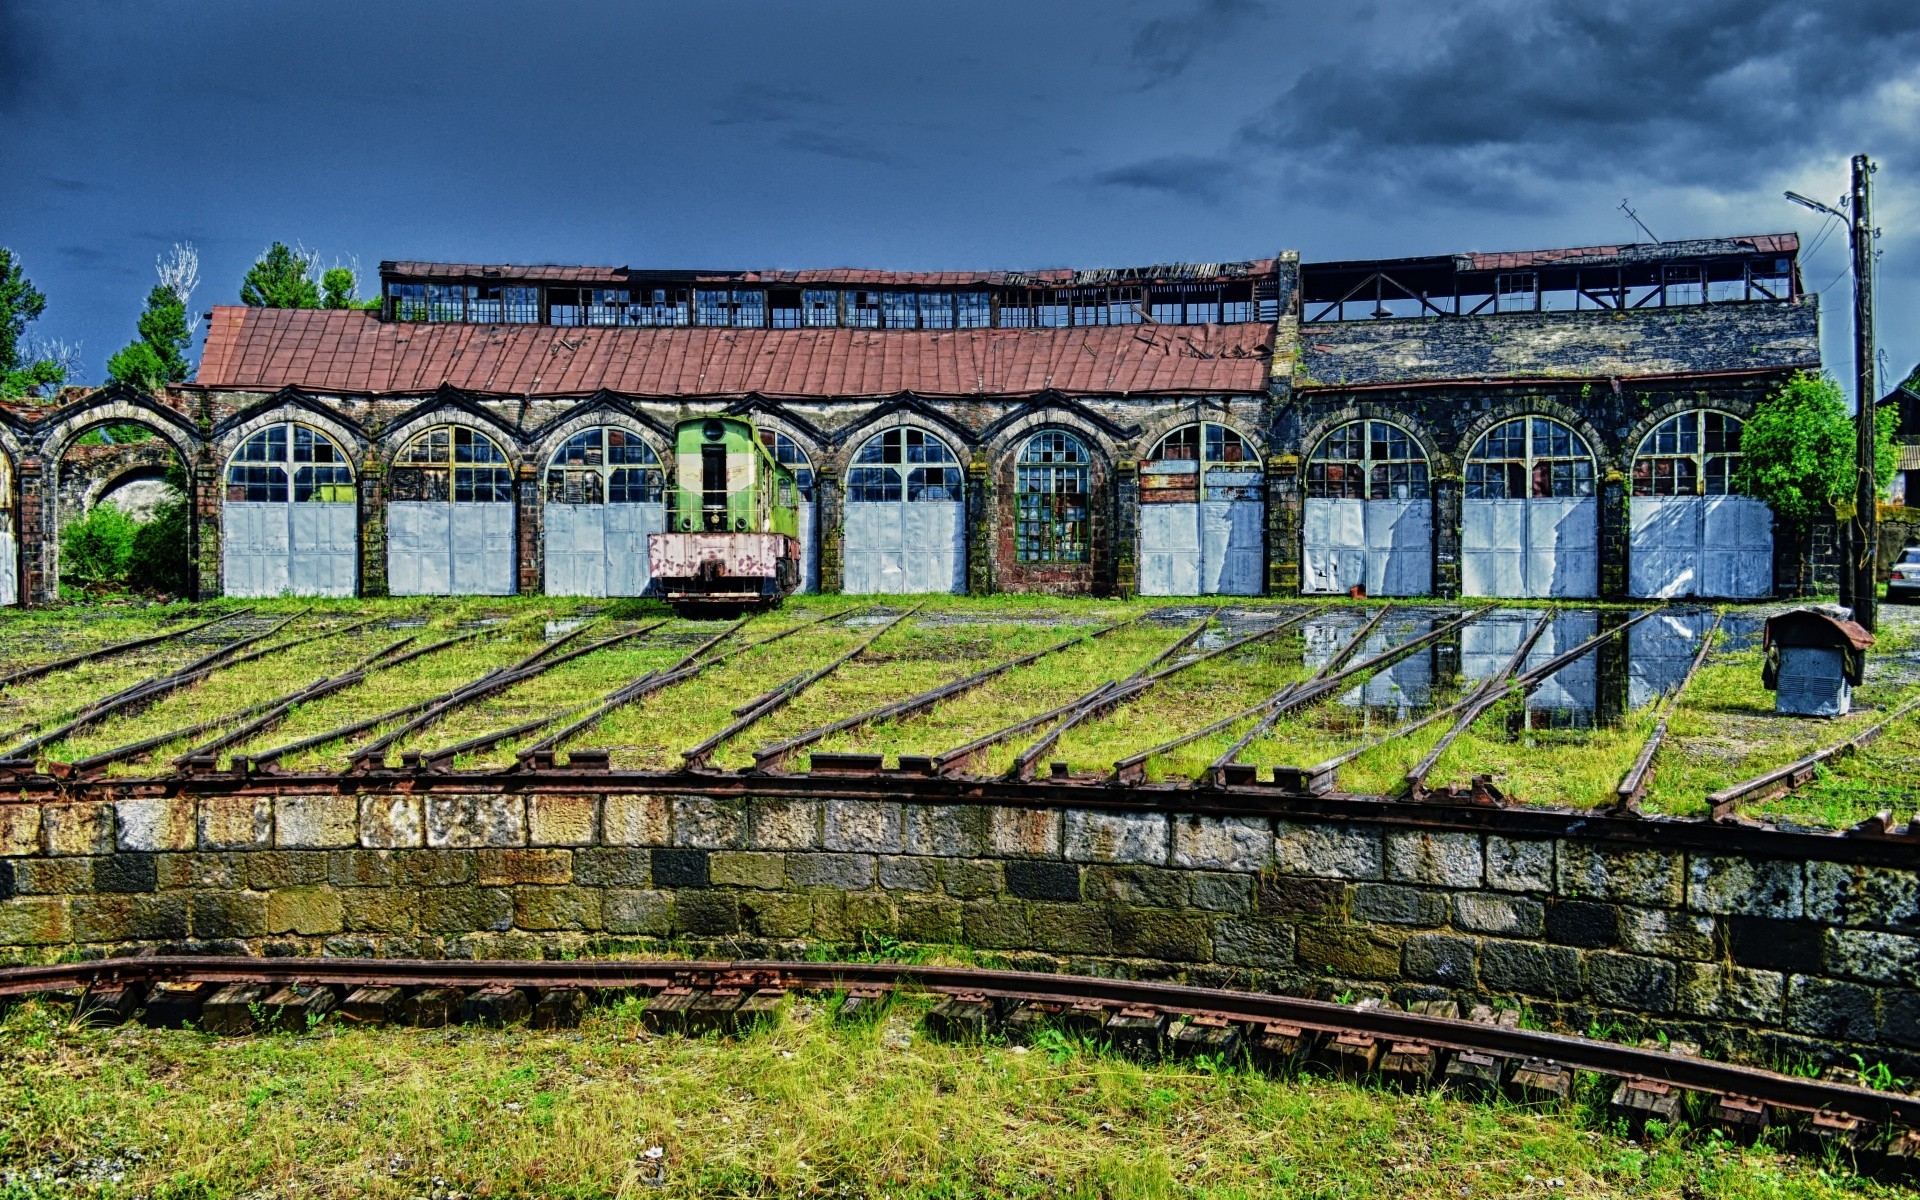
[1118,607,1490,788]
[7,956,1920,1137]
[1206,604,1393,782]
[750,614,1147,775]
[1615,612,1723,812]
[0,607,256,691]
[1708,691,1920,819]
[1006,610,1306,782]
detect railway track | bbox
[4,954,1915,1170]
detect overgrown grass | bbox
[0,995,1898,1200]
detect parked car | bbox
[1891,544,1920,602]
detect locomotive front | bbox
[647,415,802,613]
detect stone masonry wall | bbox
[3,792,1918,1072]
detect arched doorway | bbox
[0,449,15,606]
[387,424,515,596]
[1629,410,1772,598]
[1014,430,1092,566]
[1138,421,1263,596]
[543,426,666,597]
[53,421,193,598]
[1461,416,1598,598]
[1302,419,1431,596]
[759,429,818,592]
[842,426,965,593]
[222,422,357,597]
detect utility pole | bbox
[1850,154,1879,632]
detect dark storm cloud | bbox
[1091,154,1244,204]
[1130,0,1259,85]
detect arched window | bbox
[759,429,816,500]
[1633,411,1745,496]
[226,423,355,503]
[1306,420,1428,500]
[1149,422,1256,467]
[1016,430,1091,563]
[847,428,962,503]
[545,427,663,504]
[1465,417,1594,499]
[391,425,513,502]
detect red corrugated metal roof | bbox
[379,260,1278,289]
[195,307,1273,398]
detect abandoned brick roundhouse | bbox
[0,232,1820,606]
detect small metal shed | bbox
[1761,608,1874,717]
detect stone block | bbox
[245,851,328,891]
[572,847,650,888]
[1386,830,1484,889]
[1083,865,1186,908]
[1403,933,1478,985]
[825,800,904,854]
[711,851,787,890]
[198,795,272,850]
[190,891,267,939]
[1213,918,1296,969]
[426,794,526,848]
[160,852,243,889]
[360,796,424,849]
[1107,907,1211,962]
[0,896,71,945]
[1485,836,1553,892]
[514,886,602,931]
[1687,856,1804,918]
[603,889,671,936]
[651,848,709,889]
[13,856,93,894]
[1256,873,1348,919]
[1172,815,1271,872]
[1824,929,1920,985]
[938,859,1001,898]
[342,888,417,933]
[1028,902,1113,955]
[1878,990,1920,1049]
[72,894,186,943]
[1556,844,1682,907]
[418,887,514,933]
[1065,809,1167,864]
[44,803,116,856]
[962,900,1031,949]
[745,798,820,849]
[673,890,739,935]
[738,892,813,939]
[527,794,597,847]
[1352,883,1448,927]
[274,795,358,849]
[1189,872,1253,913]
[0,805,40,856]
[115,797,194,852]
[787,852,874,891]
[395,850,474,888]
[903,805,986,858]
[1479,941,1582,998]
[1585,952,1676,1013]
[896,896,962,943]
[1676,962,1783,1023]
[1542,901,1616,947]
[1723,916,1823,974]
[1005,860,1081,902]
[1784,976,1878,1042]
[476,849,572,886]
[1618,907,1716,960]
[603,793,670,846]
[670,795,742,848]
[1454,893,1545,937]
[1273,820,1381,881]
[1804,862,1920,931]
[1295,924,1404,979]
[266,887,345,936]
[988,807,1060,858]
[877,855,936,893]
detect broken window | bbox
[1142,422,1260,504]
[390,425,513,503]
[226,423,355,504]
[802,289,840,327]
[695,289,766,327]
[1633,410,1745,497]
[770,289,805,329]
[1495,273,1538,313]
[758,429,816,500]
[546,426,663,504]
[847,291,882,328]
[1306,420,1429,500]
[881,292,919,329]
[847,428,962,504]
[1662,264,1704,306]
[918,293,957,330]
[585,289,633,326]
[389,283,429,321]
[956,292,992,328]
[633,287,691,327]
[1465,417,1593,499]
[1016,430,1090,563]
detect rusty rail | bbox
[0,608,255,690]
[1402,613,1551,795]
[1708,692,1920,818]
[1206,605,1388,781]
[1615,612,1723,811]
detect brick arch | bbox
[824,416,971,478]
[36,394,201,467]
[377,408,524,470]
[1131,404,1268,463]
[212,405,366,472]
[1454,397,1611,471]
[741,411,828,474]
[1621,398,1757,469]
[1296,406,1449,474]
[80,442,182,512]
[530,408,672,472]
[984,409,1119,479]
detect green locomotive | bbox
[647,414,803,613]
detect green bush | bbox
[1741,370,1898,525]
[127,498,190,595]
[59,501,138,590]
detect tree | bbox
[107,285,193,390]
[239,242,321,308]
[321,266,356,309]
[0,247,68,398]
[1739,371,1897,525]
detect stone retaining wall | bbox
[3,792,1918,1071]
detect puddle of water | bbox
[458,618,508,629]
[544,619,586,638]
[384,618,429,629]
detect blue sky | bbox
[4,0,1917,397]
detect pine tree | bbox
[240,242,321,308]
[0,247,68,398]
[107,283,193,390]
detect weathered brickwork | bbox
[4,792,1918,1071]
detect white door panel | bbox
[1461,499,1528,598]
[1202,500,1263,595]
[223,503,291,598]
[1366,499,1431,597]
[1531,497,1598,598]
[1301,498,1365,594]
[1138,503,1200,597]
[1629,496,1699,599]
[603,502,664,597]
[902,501,966,594]
[0,526,14,606]
[1701,495,1772,599]
[544,503,603,598]
[388,501,451,596]
[287,503,356,597]
[448,503,515,596]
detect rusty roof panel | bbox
[379,259,1279,289]
[194,307,1273,398]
